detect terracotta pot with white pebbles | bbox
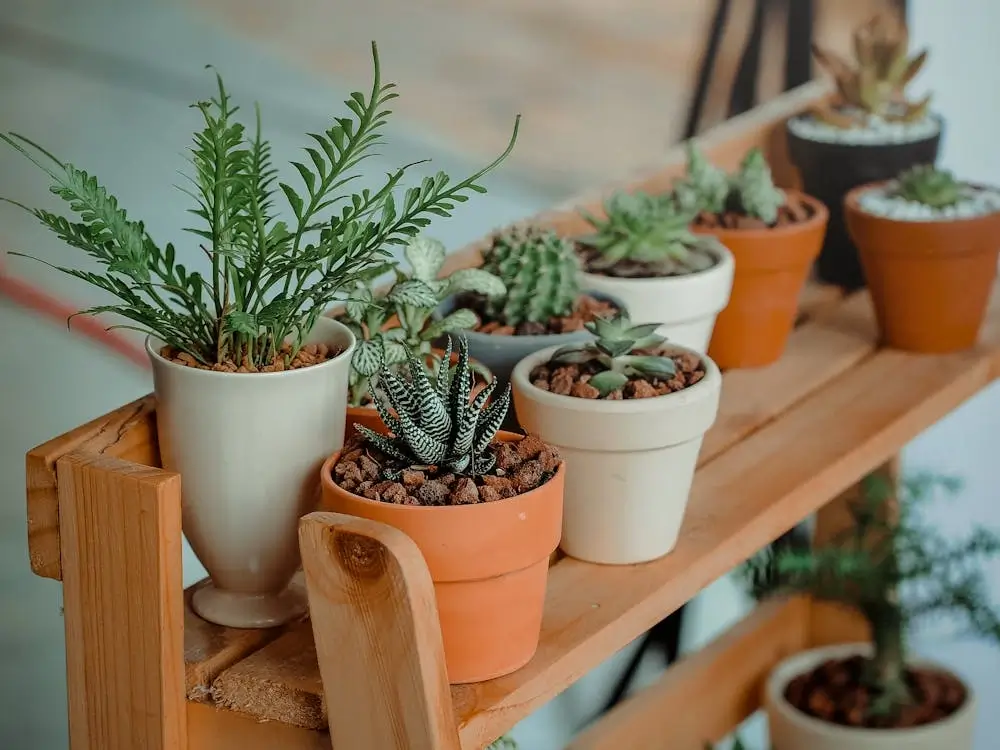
[845,165,1000,354]
[786,12,942,290]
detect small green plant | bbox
[811,13,931,128]
[358,336,510,479]
[549,312,676,397]
[1,43,519,369]
[742,471,1000,720]
[578,191,720,275]
[674,145,785,224]
[486,736,517,750]
[479,225,582,326]
[341,235,504,405]
[893,164,964,209]
[704,735,756,750]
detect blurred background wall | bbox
[1,1,997,748]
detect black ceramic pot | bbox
[786,115,943,290]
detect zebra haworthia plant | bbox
[357,336,511,480]
[550,312,677,397]
[342,235,506,405]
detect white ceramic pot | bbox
[578,244,734,352]
[511,343,721,564]
[147,316,355,628]
[766,643,977,750]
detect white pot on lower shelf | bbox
[510,342,721,564]
[148,316,355,628]
[578,243,734,353]
[766,643,977,750]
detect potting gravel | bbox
[857,183,1000,221]
[788,110,941,145]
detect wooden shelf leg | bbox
[58,452,186,750]
[299,512,461,750]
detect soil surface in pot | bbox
[332,434,561,506]
[529,348,705,400]
[575,242,718,279]
[158,342,340,373]
[693,191,817,231]
[459,292,618,336]
[785,654,967,730]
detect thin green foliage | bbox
[1,43,519,368]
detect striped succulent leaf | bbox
[474,384,511,457]
[404,350,451,442]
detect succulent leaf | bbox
[730,148,785,224]
[588,370,629,397]
[894,164,963,208]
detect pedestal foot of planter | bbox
[192,580,307,628]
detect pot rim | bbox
[320,430,566,517]
[786,110,946,147]
[767,642,977,739]
[577,241,735,288]
[146,315,356,380]
[844,180,1000,228]
[510,340,722,415]
[689,189,829,242]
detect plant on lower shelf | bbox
[672,144,828,370]
[340,234,505,406]
[322,335,565,682]
[0,41,521,630]
[744,471,1000,739]
[511,311,721,565]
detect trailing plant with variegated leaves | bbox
[358,336,511,479]
[1,43,519,369]
[549,312,677,397]
[341,235,505,405]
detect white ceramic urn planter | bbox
[147,316,355,628]
[766,644,977,750]
[511,343,721,564]
[578,244,734,353]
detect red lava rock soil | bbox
[693,191,815,230]
[332,434,561,506]
[785,654,967,729]
[159,343,339,373]
[462,293,617,336]
[530,347,705,400]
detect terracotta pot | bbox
[767,643,977,750]
[511,343,721,564]
[578,243,734,353]
[319,431,564,683]
[786,114,944,290]
[695,191,829,369]
[844,182,1000,353]
[148,316,355,628]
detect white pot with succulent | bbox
[573,191,734,353]
[2,42,520,628]
[512,313,721,564]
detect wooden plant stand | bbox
[26,80,1000,749]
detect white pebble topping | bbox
[857,182,1000,221]
[788,110,941,145]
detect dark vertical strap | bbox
[728,0,770,117]
[683,0,734,140]
[784,0,814,90]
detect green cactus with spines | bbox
[480,226,581,326]
[579,190,721,275]
[730,148,786,224]
[894,164,964,209]
[674,141,730,215]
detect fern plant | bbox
[341,235,504,405]
[480,225,581,326]
[742,471,1000,720]
[1,43,519,369]
[578,191,720,275]
[550,312,677,397]
[674,145,785,224]
[358,336,510,479]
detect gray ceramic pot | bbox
[435,291,625,431]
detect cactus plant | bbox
[674,145,785,225]
[357,336,511,479]
[549,312,677,397]
[893,164,964,209]
[479,226,582,326]
[342,235,505,405]
[578,191,721,275]
[810,13,931,128]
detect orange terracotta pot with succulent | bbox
[676,145,829,369]
[321,336,564,683]
[337,235,502,435]
[845,165,1000,353]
